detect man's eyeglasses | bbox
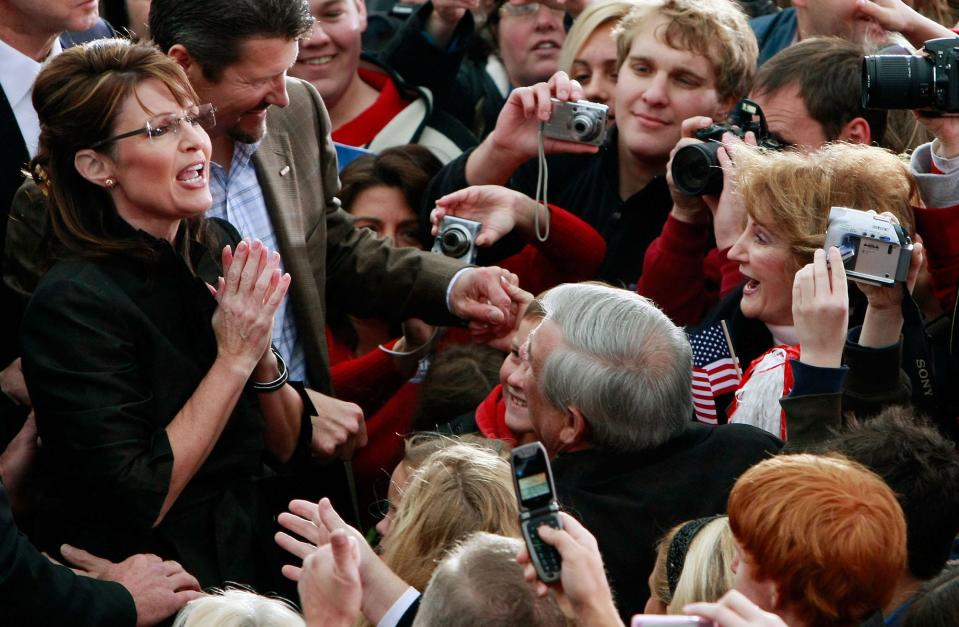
[90,103,217,149]
[500,2,562,19]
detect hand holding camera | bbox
[466,71,600,187]
[667,117,752,250]
[433,185,547,249]
[670,99,784,198]
[792,247,849,369]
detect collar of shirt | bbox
[210,139,262,185]
[0,36,63,108]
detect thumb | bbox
[460,301,506,325]
[330,531,359,576]
[317,497,347,535]
[60,544,108,575]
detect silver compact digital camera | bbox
[543,99,608,146]
[431,216,481,264]
[822,206,913,287]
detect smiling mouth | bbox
[506,387,528,409]
[531,41,559,52]
[300,55,335,65]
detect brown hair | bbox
[614,0,757,104]
[754,37,887,145]
[734,142,918,273]
[30,38,207,265]
[339,144,443,225]
[728,454,906,626]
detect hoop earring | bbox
[105,177,116,189]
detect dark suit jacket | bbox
[0,482,135,626]
[0,19,114,365]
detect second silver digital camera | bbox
[823,206,913,287]
[543,99,608,146]
[431,216,481,264]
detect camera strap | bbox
[898,284,957,438]
[534,123,551,242]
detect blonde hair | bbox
[735,142,918,273]
[650,517,735,611]
[380,442,520,591]
[613,0,756,103]
[669,517,735,611]
[559,0,636,75]
[173,588,303,627]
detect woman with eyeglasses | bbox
[19,39,307,593]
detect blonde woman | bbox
[378,440,520,591]
[646,516,736,613]
[558,0,636,122]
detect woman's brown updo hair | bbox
[31,38,207,263]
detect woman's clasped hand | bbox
[209,239,291,376]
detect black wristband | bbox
[251,346,289,392]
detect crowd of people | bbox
[1,0,959,625]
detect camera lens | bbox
[440,226,471,258]
[671,142,723,196]
[570,112,599,142]
[862,54,934,110]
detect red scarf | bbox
[475,385,519,447]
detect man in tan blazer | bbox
[146,0,519,465]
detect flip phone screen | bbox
[511,442,563,583]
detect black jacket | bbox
[21,218,300,593]
[553,423,782,621]
[0,483,135,626]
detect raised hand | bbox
[211,239,290,374]
[432,186,544,245]
[467,72,596,186]
[298,530,362,627]
[792,247,849,368]
[517,512,623,627]
[449,269,523,343]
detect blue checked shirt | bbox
[208,141,308,384]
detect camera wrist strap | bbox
[534,122,551,242]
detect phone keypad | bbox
[527,518,562,579]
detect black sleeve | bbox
[378,2,475,115]
[0,484,136,626]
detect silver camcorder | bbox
[823,206,913,287]
[431,216,481,264]
[543,99,608,146]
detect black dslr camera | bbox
[862,38,959,113]
[671,99,784,196]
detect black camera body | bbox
[863,38,959,113]
[671,99,784,196]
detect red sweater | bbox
[637,215,743,326]
[474,384,520,447]
[497,204,607,295]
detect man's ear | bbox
[559,406,589,448]
[355,0,369,32]
[74,149,116,188]
[837,116,871,145]
[167,44,200,81]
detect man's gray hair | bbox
[538,283,693,451]
[413,533,565,627]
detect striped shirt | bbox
[208,140,308,384]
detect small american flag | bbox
[690,322,741,425]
